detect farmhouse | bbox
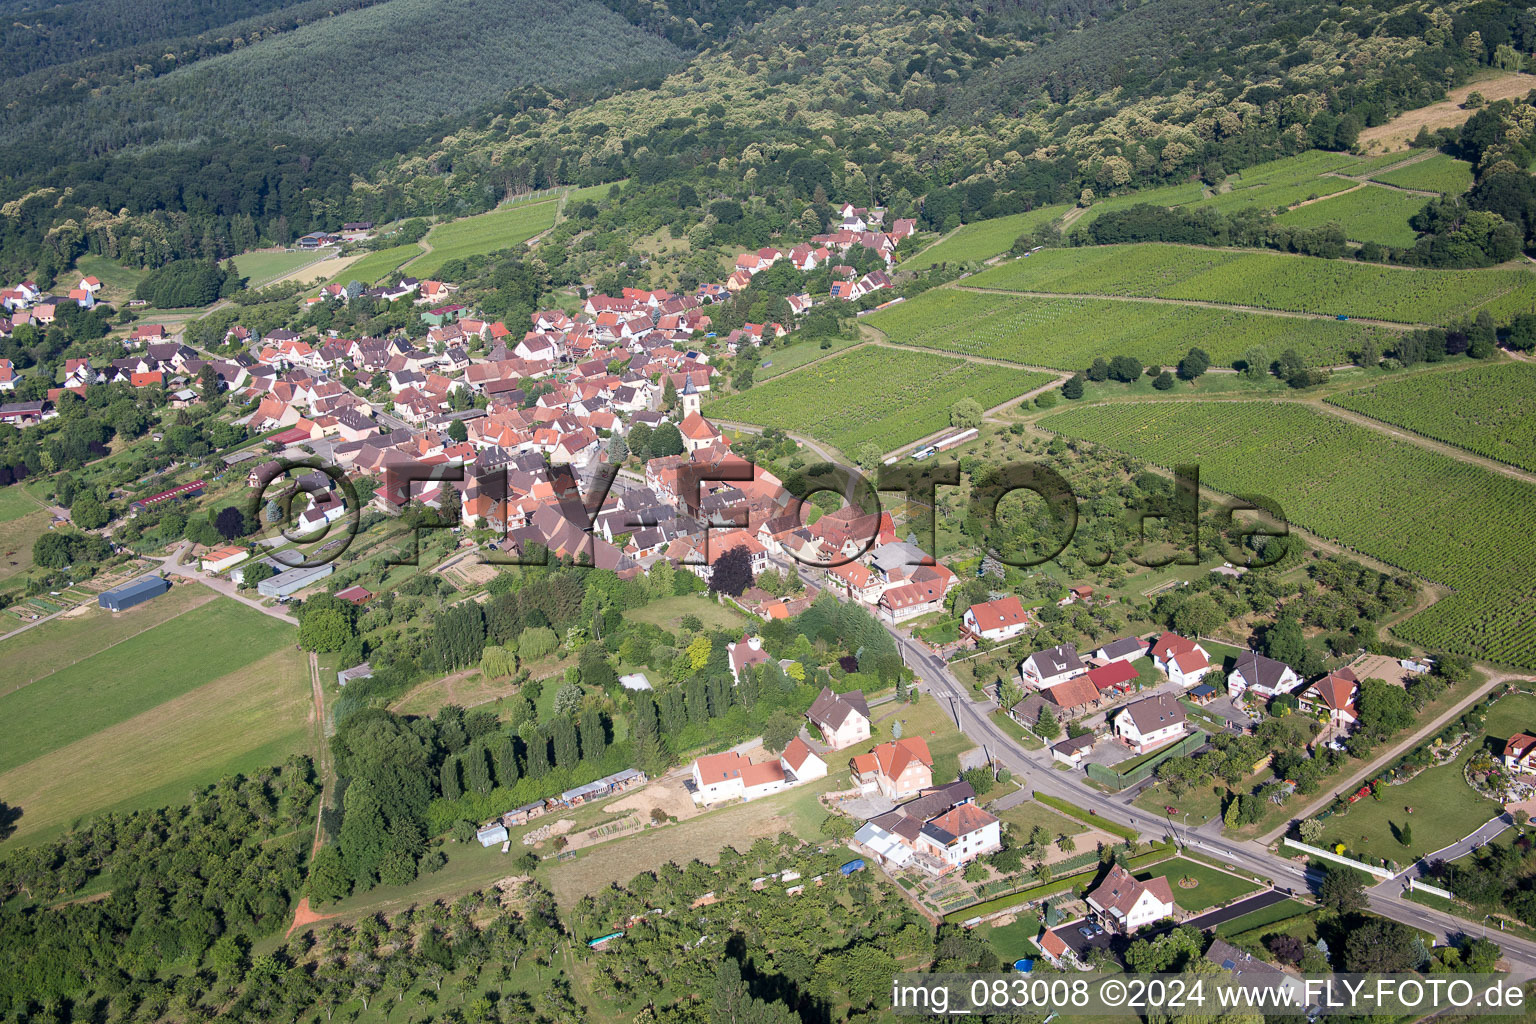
[689,751,788,805]
[1091,636,1147,664]
[1086,864,1178,934]
[1150,631,1211,686]
[1504,734,1536,772]
[806,687,871,749]
[1298,668,1360,727]
[961,595,1030,642]
[1113,693,1188,753]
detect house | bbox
[1092,636,1147,664]
[850,737,933,799]
[1033,927,1076,968]
[806,687,871,749]
[1228,650,1301,702]
[1086,863,1178,934]
[1150,632,1212,686]
[1041,675,1103,717]
[1113,693,1188,753]
[916,802,1002,869]
[1085,659,1139,696]
[335,585,373,605]
[690,751,790,805]
[1504,733,1536,771]
[1020,643,1086,689]
[726,634,771,684]
[1298,668,1359,727]
[961,595,1030,642]
[199,545,249,573]
[780,737,828,781]
[1205,939,1307,1005]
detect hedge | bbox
[1032,791,1140,841]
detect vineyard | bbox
[1038,401,1536,668]
[1273,185,1424,247]
[905,204,1071,270]
[1328,363,1536,473]
[1371,154,1475,195]
[1186,150,1359,215]
[969,244,1536,325]
[864,287,1393,369]
[706,347,1053,455]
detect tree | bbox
[1061,373,1085,399]
[553,683,583,717]
[1319,864,1368,916]
[215,505,247,541]
[606,433,628,463]
[1397,821,1413,847]
[1358,678,1414,738]
[1107,355,1142,382]
[70,492,108,530]
[950,398,983,430]
[299,608,353,652]
[650,421,684,457]
[1298,818,1324,843]
[1241,346,1270,381]
[1177,348,1209,380]
[1152,370,1175,390]
[1087,357,1109,382]
[963,766,995,795]
[1036,706,1062,740]
[1343,918,1420,972]
[709,545,754,596]
[309,846,351,904]
[763,710,799,753]
[447,420,469,443]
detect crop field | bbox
[329,243,423,286]
[1371,153,1475,194]
[1072,181,1210,226]
[865,287,1394,369]
[1039,401,1536,668]
[706,347,1053,455]
[905,204,1071,270]
[969,243,1536,325]
[1274,185,1424,246]
[0,595,308,843]
[1189,150,1360,215]
[1328,362,1536,472]
[410,199,559,277]
[756,334,862,379]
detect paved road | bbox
[832,587,1536,978]
[1183,889,1293,930]
[1391,813,1512,884]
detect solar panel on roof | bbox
[1221,959,1236,971]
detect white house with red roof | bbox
[1113,693,1188,754]
[690,751,788,805]
[1297,668,1360,727]
[1150,632,1212,686]
[962,595,1031,642]
[806,687,871,749]
[726,634,771,684]
[850,737,933,799]
[780,737,828,781]
[916,802,1002,869]
[677,412,723,453]
[1504,733,1536,772]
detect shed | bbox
[476,824,509,847]
[99,576,172,611]
[337,663,373,687]
[258,562,334,597]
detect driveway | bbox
[1202,697,1254,730]
[1182,888,1291,930]
[1055,919,1115,957]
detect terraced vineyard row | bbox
[904,204,1071,270]
[1328,363,1536,473]
[706,347,1053,456]
[1273,185,1424,247]
[865,288,1393,368]
[1038,401,1536,668]
[969,244,1536,325]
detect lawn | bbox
[0,486,44,524]
[627,593,750,633]
[1318,747,1500,863]
[0,596,296,774]
[980,912,1047,962]
[904,205,1072,270]
[74,254,149,302]
[0,644,310,845]
[410,199,560,277]
[756,334,863,380]
[1274,184,1425,246]
[233,249,328,286]
[327,243,423,286]
[999,798,1087,838]
[0,510,57,584]
[0,585,216,695]
[707,346,1053,457]
[1212,897,1311,937]
[1140,856,1262,913]
[1482,690,1536,745]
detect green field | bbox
[329,243,423,286]
[1139,857,1261,913]
[1189,150,1360,215]
[1480,690,1536,744]
[756,334,863,379]
[0,597,296,773]
[969,243,1536,325]
[1039,401,1536,668]
[905,205,1072,270]
[707,347,1054,456]
[998,798,1087,839]
[1328,362,1536,472]
[73,253,149,300]
[1319,747,1500,863]
[0,596,309,844]
[233,249,327,286]
[565,180,627,204]
[410,199,560,277]
[865,287,1395,369]
[1072,181,1211,226]
[1371,154,1475,195]
[0,486,43,524]
[1274,185,1424,246]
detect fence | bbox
[1281,838,1396,881]
[1406,876,1456,901]
[1085,731,1208,791]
